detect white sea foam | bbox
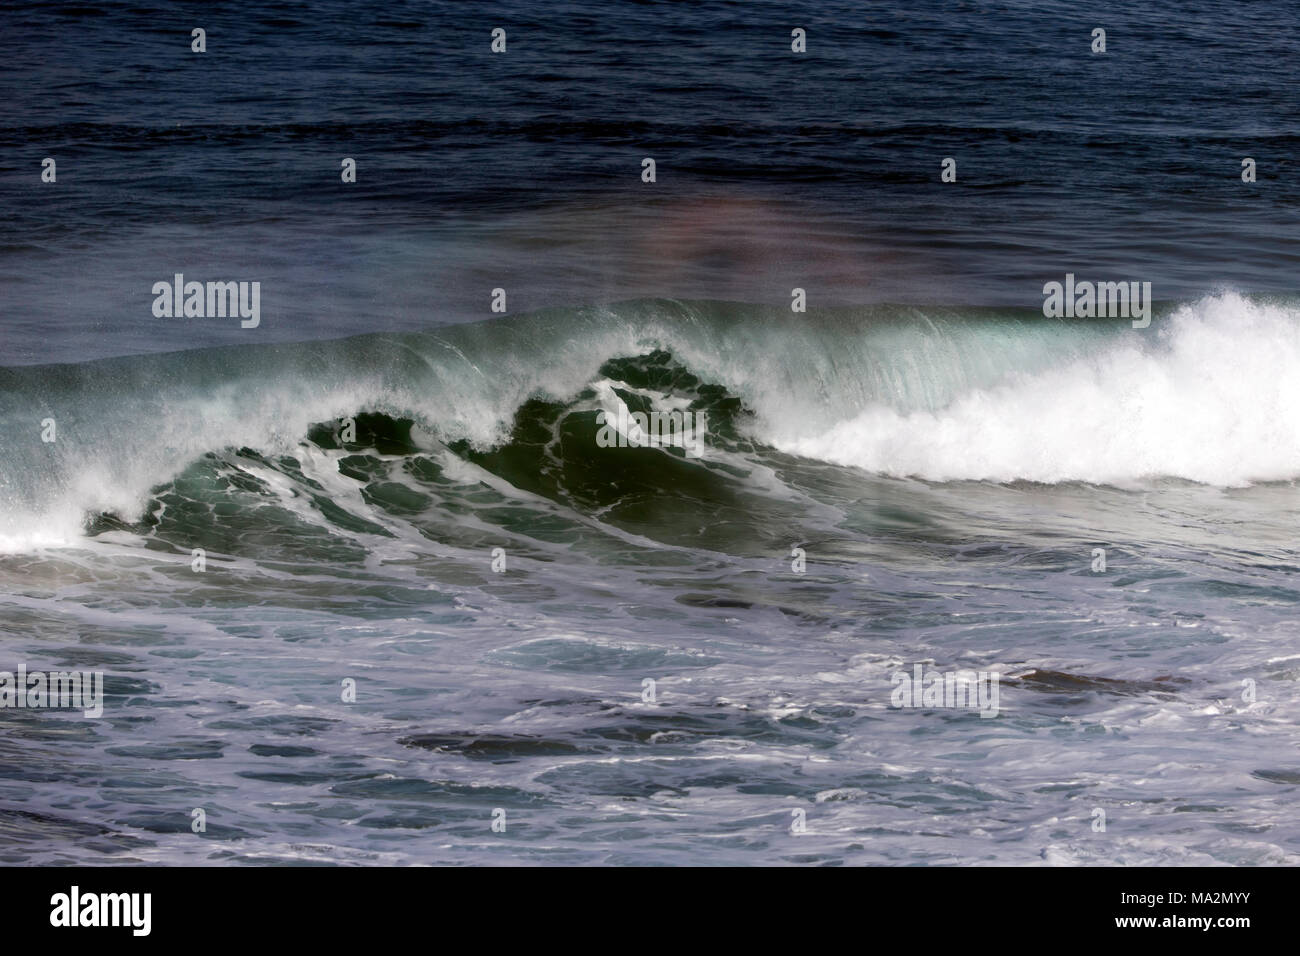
[3,293,1297,553]
[772,292,1300,485]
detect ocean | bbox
[1,0,1298,865]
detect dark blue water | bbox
[2,1,1300,867]
[2,0,1297,364]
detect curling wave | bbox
[1,290,1297,550]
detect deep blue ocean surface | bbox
[3,0,1298,362]
[1,1,1299,865]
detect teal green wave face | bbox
[1,290,1295,550]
